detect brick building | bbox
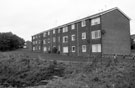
[32,7,131,57]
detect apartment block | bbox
[32,7,131,57]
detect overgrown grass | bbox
[0,52,135,88]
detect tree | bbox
[0,32,25,51]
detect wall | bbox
[101,9,131,55]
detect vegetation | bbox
[0,32,25,51]
[0,52,134,88]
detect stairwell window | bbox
[82,32,86,39]
[43,32,46,37]
[58,28,61,33]
[72,46,75,52]
[48,38,50,43]
[92,44,101,52]
[53,29,55,34]
[43,39,46,44]
[48,31,50,35]
[81,20,86,27]
[71,34,75,41]
[82,45,86,52]
[33,47,35,51]
[91,17,100,26]
[58,36,60,42]
[53,37,56,42]
[91,30,101,39]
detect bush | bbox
[52,47,58,54]
[0,54,66,87]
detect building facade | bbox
[32,7,131,57]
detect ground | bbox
[0,49,134,88]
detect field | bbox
[0,49,134,88]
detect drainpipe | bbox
[77,23,79,56]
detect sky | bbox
[0,0,135,41]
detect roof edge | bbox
[32,7,131,36]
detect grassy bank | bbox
[0,51,134,88]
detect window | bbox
[82,32,86,39]
[58,45,60,51]
[32,41,34,45]
[71,24,75,29]
[58,36,60,42]
[43,47,47,52]
[48,38,50,43]
[53,37,56,42]
[39,46,41,50]
[48,46,50,51]
[43,32,46,37]
[33,47,35,51]
[92,44,101,52]
[63,26,68,33]
[82,45,86,52]
[71,34,75,41]
[72,46,75,52]
[39,40,41,44]
[91,30,101,39]
[48,31,50,35]
[33,36,35,40]
[81,20,86,27]
[53,29,55,34]
[58,28,61,33]
[91,17,100,26]
[63,36,68,43]
[43,39,46,44]
[63,46,68,53]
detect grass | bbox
[0,49,90,62]
[0,49,135,88]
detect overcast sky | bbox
[0,0,135,41]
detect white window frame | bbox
[48,46,50,51]
[92,44,101,52]
[48,38,50,43]
[43,47,47,52]
[58,28,61,33]
[58,45,60,51]
[71,34,75,41]
[71,46,75,52]
[63,26,68,33]
[53,29,55,34]
[71,24,75,29]
[48,31,50,35]
[53,37,56,42]
[91,30,101,39]
[43,32,46,37]
[63,46,68,53]
[81,20,86,27]
[82,45,86,52]
[91,17,100,26]
[39,46,41,50]
[33,47,35,51]
[63,36,68,43]
[43,39,46,44]
[82,32,86,39]
[33,36,35,40]
[58,36,60,42]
